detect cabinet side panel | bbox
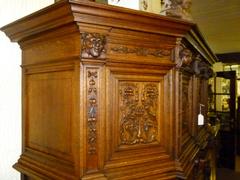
[26,71,74,160]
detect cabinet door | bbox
[103,65,176,178]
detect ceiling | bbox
[191,0,240,55]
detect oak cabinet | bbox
[1,0,217,179]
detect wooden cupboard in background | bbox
[1,0,218,179]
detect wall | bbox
[0,1,53,179]
[108,0,161,14]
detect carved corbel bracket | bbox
[192,55,214,79]
[175,42,213,79]
[81,32,106,59]
[175,42,193,70]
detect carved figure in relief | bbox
[176,45,193,70]
[193,55,214,79]
[119,83,158,145]
[163,0,193,21]
[81,33,106,58]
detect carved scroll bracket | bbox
[175,44,193,69]
[81,33,106,59]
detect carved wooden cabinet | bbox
[1,0,217,179]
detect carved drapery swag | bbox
[163,0,193,21]
[175,43,213,79]
[81,32,106,59]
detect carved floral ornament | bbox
[111,46,171,58]
[119,82,159,145]
[81,32,106,59]
[175,44,214,79]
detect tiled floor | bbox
[217,168,240,180]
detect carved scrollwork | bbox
[87,70,98,154]
[111,46,170,58]
[119,82,159,145]
[81,33,106,59]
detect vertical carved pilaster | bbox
[87,70,98,155]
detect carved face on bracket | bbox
[180,48,193,66]
[82,33,106,58]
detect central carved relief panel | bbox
[119,82,159,145]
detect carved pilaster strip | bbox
[87,69,98,155]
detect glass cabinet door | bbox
[208,71,236,169]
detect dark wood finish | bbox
[1,0,217,179]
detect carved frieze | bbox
[119,82,159,145]
[81,33,106,59]
[111,46,170,58]
[87,70,98,154]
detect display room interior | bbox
[0,0,240,179]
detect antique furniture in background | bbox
[1,0,217,179]
[208,71,236,169]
